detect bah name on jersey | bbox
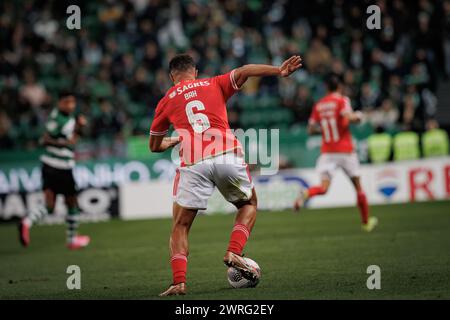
[169,80,211,99]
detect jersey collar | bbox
[176,79,196,85]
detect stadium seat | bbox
[393,131,420,161]
[367,133,392,163]
[422,129,449,158]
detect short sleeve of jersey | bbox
[309,104,320,124]
[150,100,170,136]
[212,70,240,101]
[340,97,353,115]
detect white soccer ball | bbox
[227,257,261,288]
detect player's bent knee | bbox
[233,195,257,210]
[251,200,257,211]
[247,192,257,208]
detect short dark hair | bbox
[59,89,75,100]
[324,74,342,92]
[169,54,196,73]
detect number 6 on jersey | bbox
[186,100,211,133]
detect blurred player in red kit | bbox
[294,74,378,232]
[149,54,302,296]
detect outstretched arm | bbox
[307,112,363,135]
[233,55,302,88]
[344,111,364,124]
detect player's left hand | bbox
[165,136,182,149]
[279,55,302,77]
[171,136,182,147]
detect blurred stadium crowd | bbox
[0,0,449,158]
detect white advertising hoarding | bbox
[120,157,450,220]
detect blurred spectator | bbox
[290,86,315,123]
[368,99,399,131]
[305,39,332,74]
[0,0,447,155]
[83,41,103,66]
[401,94,423,132]
[426,118,440,131]
[33,9,58,41]
[359,83,381,111]
[92,98,122,139]
[445,0,450,78]
[19,69,50,109]
[0,111,14,148]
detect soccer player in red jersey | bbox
[294,74,378,232]
[150,54,302,296]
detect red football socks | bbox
[170,253,187,285]
[227,224,250,255]
[307,186,327,198]
[357,191,369,225]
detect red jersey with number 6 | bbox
[150,70,242,166]
[309,92,354,153]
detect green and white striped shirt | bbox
[40,108,76,170]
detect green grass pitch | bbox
[1,201,450,299]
